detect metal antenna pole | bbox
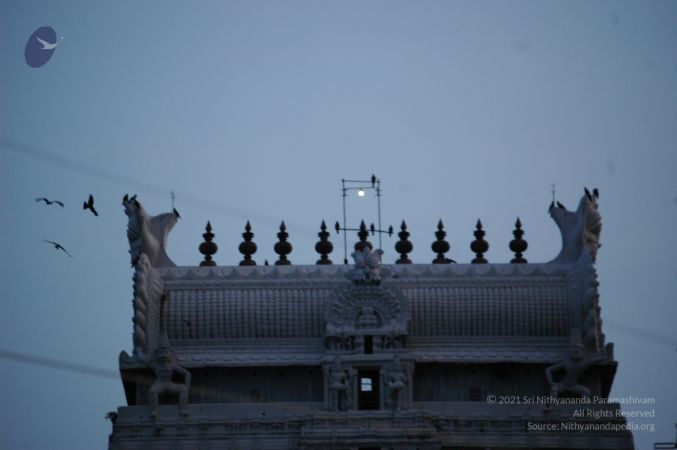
[342,179,348,264]
[376,178,382,250]
[171,190,176,209]
[338,175,391,262]
[551,184,556,203]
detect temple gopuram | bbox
[107,188,635,450]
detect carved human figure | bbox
[385,355,408,412]
[140,344,192,418]
[545,344,605,399]
[356,306,380,329]
[328,357,350,411]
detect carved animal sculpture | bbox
[122,194,178,267]
[549,188,601,263]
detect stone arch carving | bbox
[325,285,410,352]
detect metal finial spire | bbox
[551,184,556,203]
[171,190,176,209]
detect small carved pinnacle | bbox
[199,221,217,266]
[432,219,454,264]
[395,220,413,264]
[354,220,372,252]
[238,221,257,266]
[315,220,333,265]
[274,221,292,265]
[509,217,528,263]
[470,219,489,264]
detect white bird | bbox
[36,36,61,50]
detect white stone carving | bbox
[325,285,410,352]
[549,188,602,263]
[346,246,390,284]
[138,334,192,418]
[123,195,178,268]
[545,329,606,399]
[131,253,164,355]
[326,357,352,411]
[385,355,408,412]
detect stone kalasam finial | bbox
[238,221,257,266]
[432,219,455,264]
[122,194,179,268]
[274,221,292,265]
[354,220,372,252]
[470,219,489,264]
[395,220,413,264]
[549,187,602,263]
[347,245,389,284]
[510,218,528,263]
[199,221,217,266]
[315,220,333,265]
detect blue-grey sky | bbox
[1,1,676,449]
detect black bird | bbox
[584,187,593,201]
[42,239,73,257]
[83,194,98,216]
[173,208,180,219]
[36,197,64,207]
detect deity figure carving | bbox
[346,246,390,284]
[385,355,408,412]
[139,335,192,418]
[123,194,179,268]
[356,306,381,329]
[545,332,605,399]
[328,357,351,411]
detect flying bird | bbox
[36,36,60,50]
[83,194,98,216]
[42,239,72,257]
[36,197,64,207]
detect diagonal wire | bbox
[0,348,118,380]
[603,320,675,348]
[0,136,318,236]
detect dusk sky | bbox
[1,1,676,449]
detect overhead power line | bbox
[0,136,317,236]
[604,320,675,348]
[0,349,118,380]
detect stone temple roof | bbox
[120,189,606,369]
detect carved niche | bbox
[325,284,410,353]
